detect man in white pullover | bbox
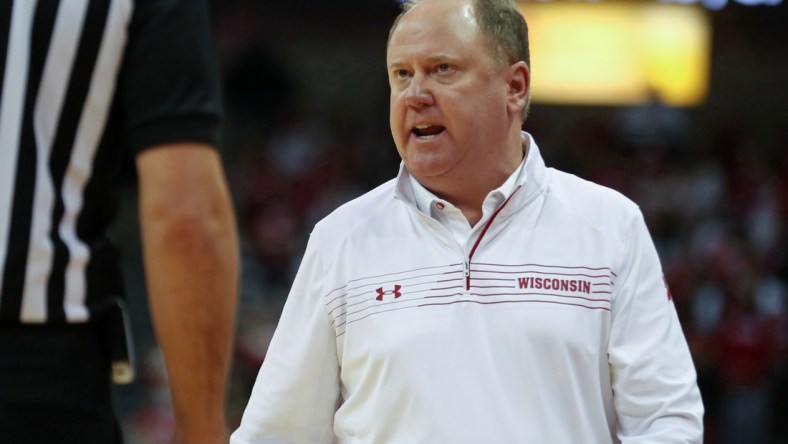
[231,0,704,442]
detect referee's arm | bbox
[137,142,240,444]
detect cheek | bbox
[389,115,403,147]
[389,99,406,134]
[467,94,507,127]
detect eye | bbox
[436,63,453,74]
[394,69,411,80]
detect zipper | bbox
[463,258,470,290]
[464,185,522,291]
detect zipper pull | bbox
[463,258,470,291]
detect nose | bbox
[404,73,433,108]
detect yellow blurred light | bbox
[518,2,711,106]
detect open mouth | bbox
[412,124,446,139]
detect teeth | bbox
[415,124,431,129]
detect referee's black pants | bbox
[0,322,123,444]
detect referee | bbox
[0,1,239,443]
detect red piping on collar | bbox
[465,185,523,290]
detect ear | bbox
[505,61,530,116]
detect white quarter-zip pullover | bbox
[232,132,704,444]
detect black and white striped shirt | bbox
[0,0,222,324]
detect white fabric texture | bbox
[232,132,704,444]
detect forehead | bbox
[387,0,483,62]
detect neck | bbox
[431,137,528,227]
[436,187,488,227]
[412,130,529,226]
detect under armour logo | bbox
[375,285,402,301]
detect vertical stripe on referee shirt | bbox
[0,0,59,321]
[63,0,131,321]
[19,0,88,322]
[0,1,13,101]
[0,0,20,313]
[46,0,111,322]
[0,1,34,317]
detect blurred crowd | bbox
[114,3,787,444]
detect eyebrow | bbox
[425,54,458,63]
[388,54,459,70]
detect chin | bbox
[407,161,451,181]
